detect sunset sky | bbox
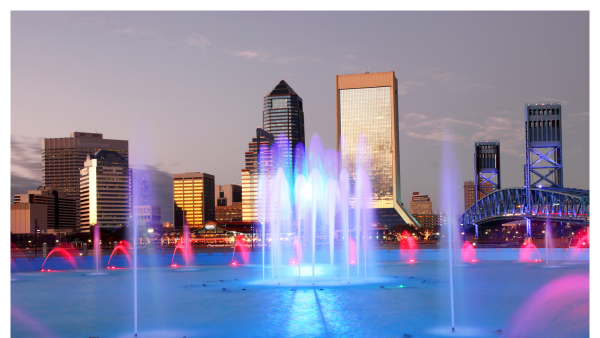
[10,11,589,222]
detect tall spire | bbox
[266,80,297,97]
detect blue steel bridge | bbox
[458,102,589,238]
[459,187,589,235]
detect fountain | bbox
[461,241,478,263]
[400,230,418,264]
[520,243,543,262]
[40,248,78,271]
[439,126,463,333]
[107,244,132,268]
[94,225,100,274]
[231,235,249,265]
[577,234,589,248]
[257,133,373,285]
[10,129,590,338]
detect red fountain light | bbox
[40,247,78,271]
[107,244,132,269]
[461,241,478,263]
[519,243,543,262]
[231,261,238,267]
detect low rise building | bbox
[13,186,77,232]
[10,203,48,234]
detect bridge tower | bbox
[524,102,563,237]
[473,141,501,238]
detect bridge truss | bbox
[459,187,589,234]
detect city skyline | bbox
[11,12,589,222]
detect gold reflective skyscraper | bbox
[336,71,417,227]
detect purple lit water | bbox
[260,133,374,286]
[11,250,589,338]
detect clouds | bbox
[11,135,41,181]
[223,49,321,66]
[229,49,272,61]
[113,26,156,37]
[11,135,42,201]
[186,33,210,49]
[400,110,524,156]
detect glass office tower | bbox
[241,128,275,221]
[263,80,305,173]
[336,71,418,227]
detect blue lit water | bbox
[11,249,589,338]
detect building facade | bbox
[413,212,446,231]
[80,150,131,232]
[336,71,417,227]
[463,180,495,212]
[10,203,48,234]
[463,181,475,212]
[173,172,215,229]
[263,80,305,172]
[215,202,243,222]
[242,128,275,222]
[215,184,242,207]
[42,132,128,227]
[13,186,77,232]
[410,192,432,215]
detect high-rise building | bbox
[42,132,128,227]
[242,128,275,221]
[336,71,416,227]
[215,184,242,207]
[410,192,432,215]
[173,172,215,229]
[13,186,77,232]
[263,80,305,171]
[80,151,131,232]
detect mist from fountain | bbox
[258,133,373,285]
[439,127,463,333]
[461,241,478,263]
[400,230,418,264]
[94,225,100,274]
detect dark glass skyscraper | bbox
[263,80,305,169]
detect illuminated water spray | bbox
[440,126,461,333]
[258,132,373,284]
